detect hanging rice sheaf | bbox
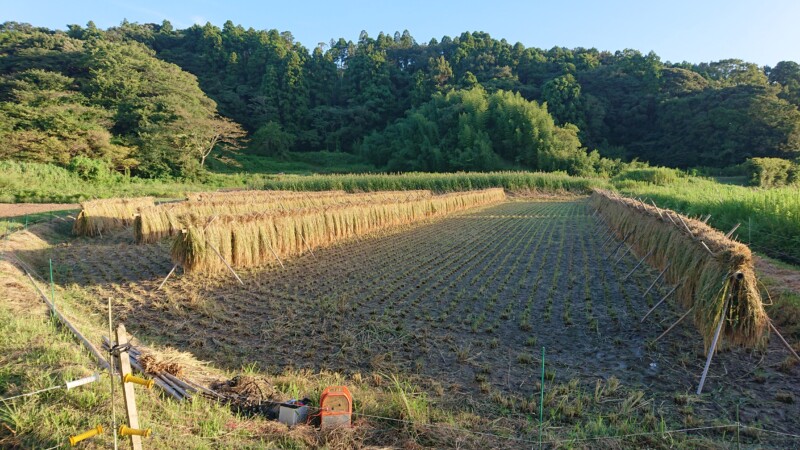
[591,189,768,351]
[134,190,434,244]
[73,197,155,237]
[172,188,506,274]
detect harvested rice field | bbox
[8,196,800,448]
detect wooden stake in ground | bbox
[769,321,800,362]
[642,263,671,299]
[207,241,244,285]
[606,232,632,260]
[652,306,695,343]
[641,283,680,323]
[697,281,732,395]
[623,249,654,281]
[116,323,143,450]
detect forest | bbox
[1,20,799,179]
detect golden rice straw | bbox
[172,189,506,274]
[186,190,347,202]
[135,191,433,244]
[73,197,154,237]
[591,189,768,351]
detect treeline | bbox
[2,20,800,179]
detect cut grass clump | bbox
[73,197,154,237]
[592,189,768,350]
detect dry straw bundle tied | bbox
[591,190,768,351]
[135,190,435,244]
[73,197,155,237]
[172,188,506,274]
[186,189,348,202]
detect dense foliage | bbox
[2,20,800,178]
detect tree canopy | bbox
[2,20,799,178]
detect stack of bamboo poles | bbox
[134,190,434,244]
[591,189,768,351]
[172,188,506,273]
[73,197,155,237]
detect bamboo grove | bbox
[171,189,507,273]
[591,190,768,350]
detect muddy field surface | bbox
[30,199,800,446]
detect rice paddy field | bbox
[2,191,800,448]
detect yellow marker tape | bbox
[123,373,154,389]
[119,425,152,438]
[69,424,103,446]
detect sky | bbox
[4,0,799,66]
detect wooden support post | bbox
[207,242,244,285]
[652,307,694,343]
[666,212,677,225]
[614,243,634,264]
[606,232,632,260]
[641,283,680,323]
[697,291,731,395]
[299,234,316,259]
[701,241,716,256]
[156,265,178,291]
[116,324,143,450]
[725,223,741,239]
[703,214,712,224]
[649,199,665,220]
[677,215,693,236]
[769,321,800,362]
[622,249,654,281]
[600,230,616,248]
[266,243,285,269]
[643,263,671,299]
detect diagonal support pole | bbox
[643,263,671,299]
[623,249,654,281]
[697,287,731,395]
[641,283,680,323]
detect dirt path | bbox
[756,256,800,295]
[0,203,79,219]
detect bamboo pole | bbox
[725,223,741,239]
[606,232,632,260]
[641,283,680,323]
[623,249,654,281]
[697,285,731,395]
[156,265,178,291]
[652,307,695,343]
[769,321,800,362]
[614,243,634,264]
[643,263,671,299]
[22,269,110,370]
[207,241,244,285]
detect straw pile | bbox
[591,190,768,351]
[134,190,434,244]
[172,188,506,273]
[186,189,346,202]
[73,197,155,237]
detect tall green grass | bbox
[0,161,266,203]
[260,171,607,194]
[617,177,800,264]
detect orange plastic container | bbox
[319,386,353,428]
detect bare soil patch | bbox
[0,203,79,219]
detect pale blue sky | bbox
[4,0,798,66]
